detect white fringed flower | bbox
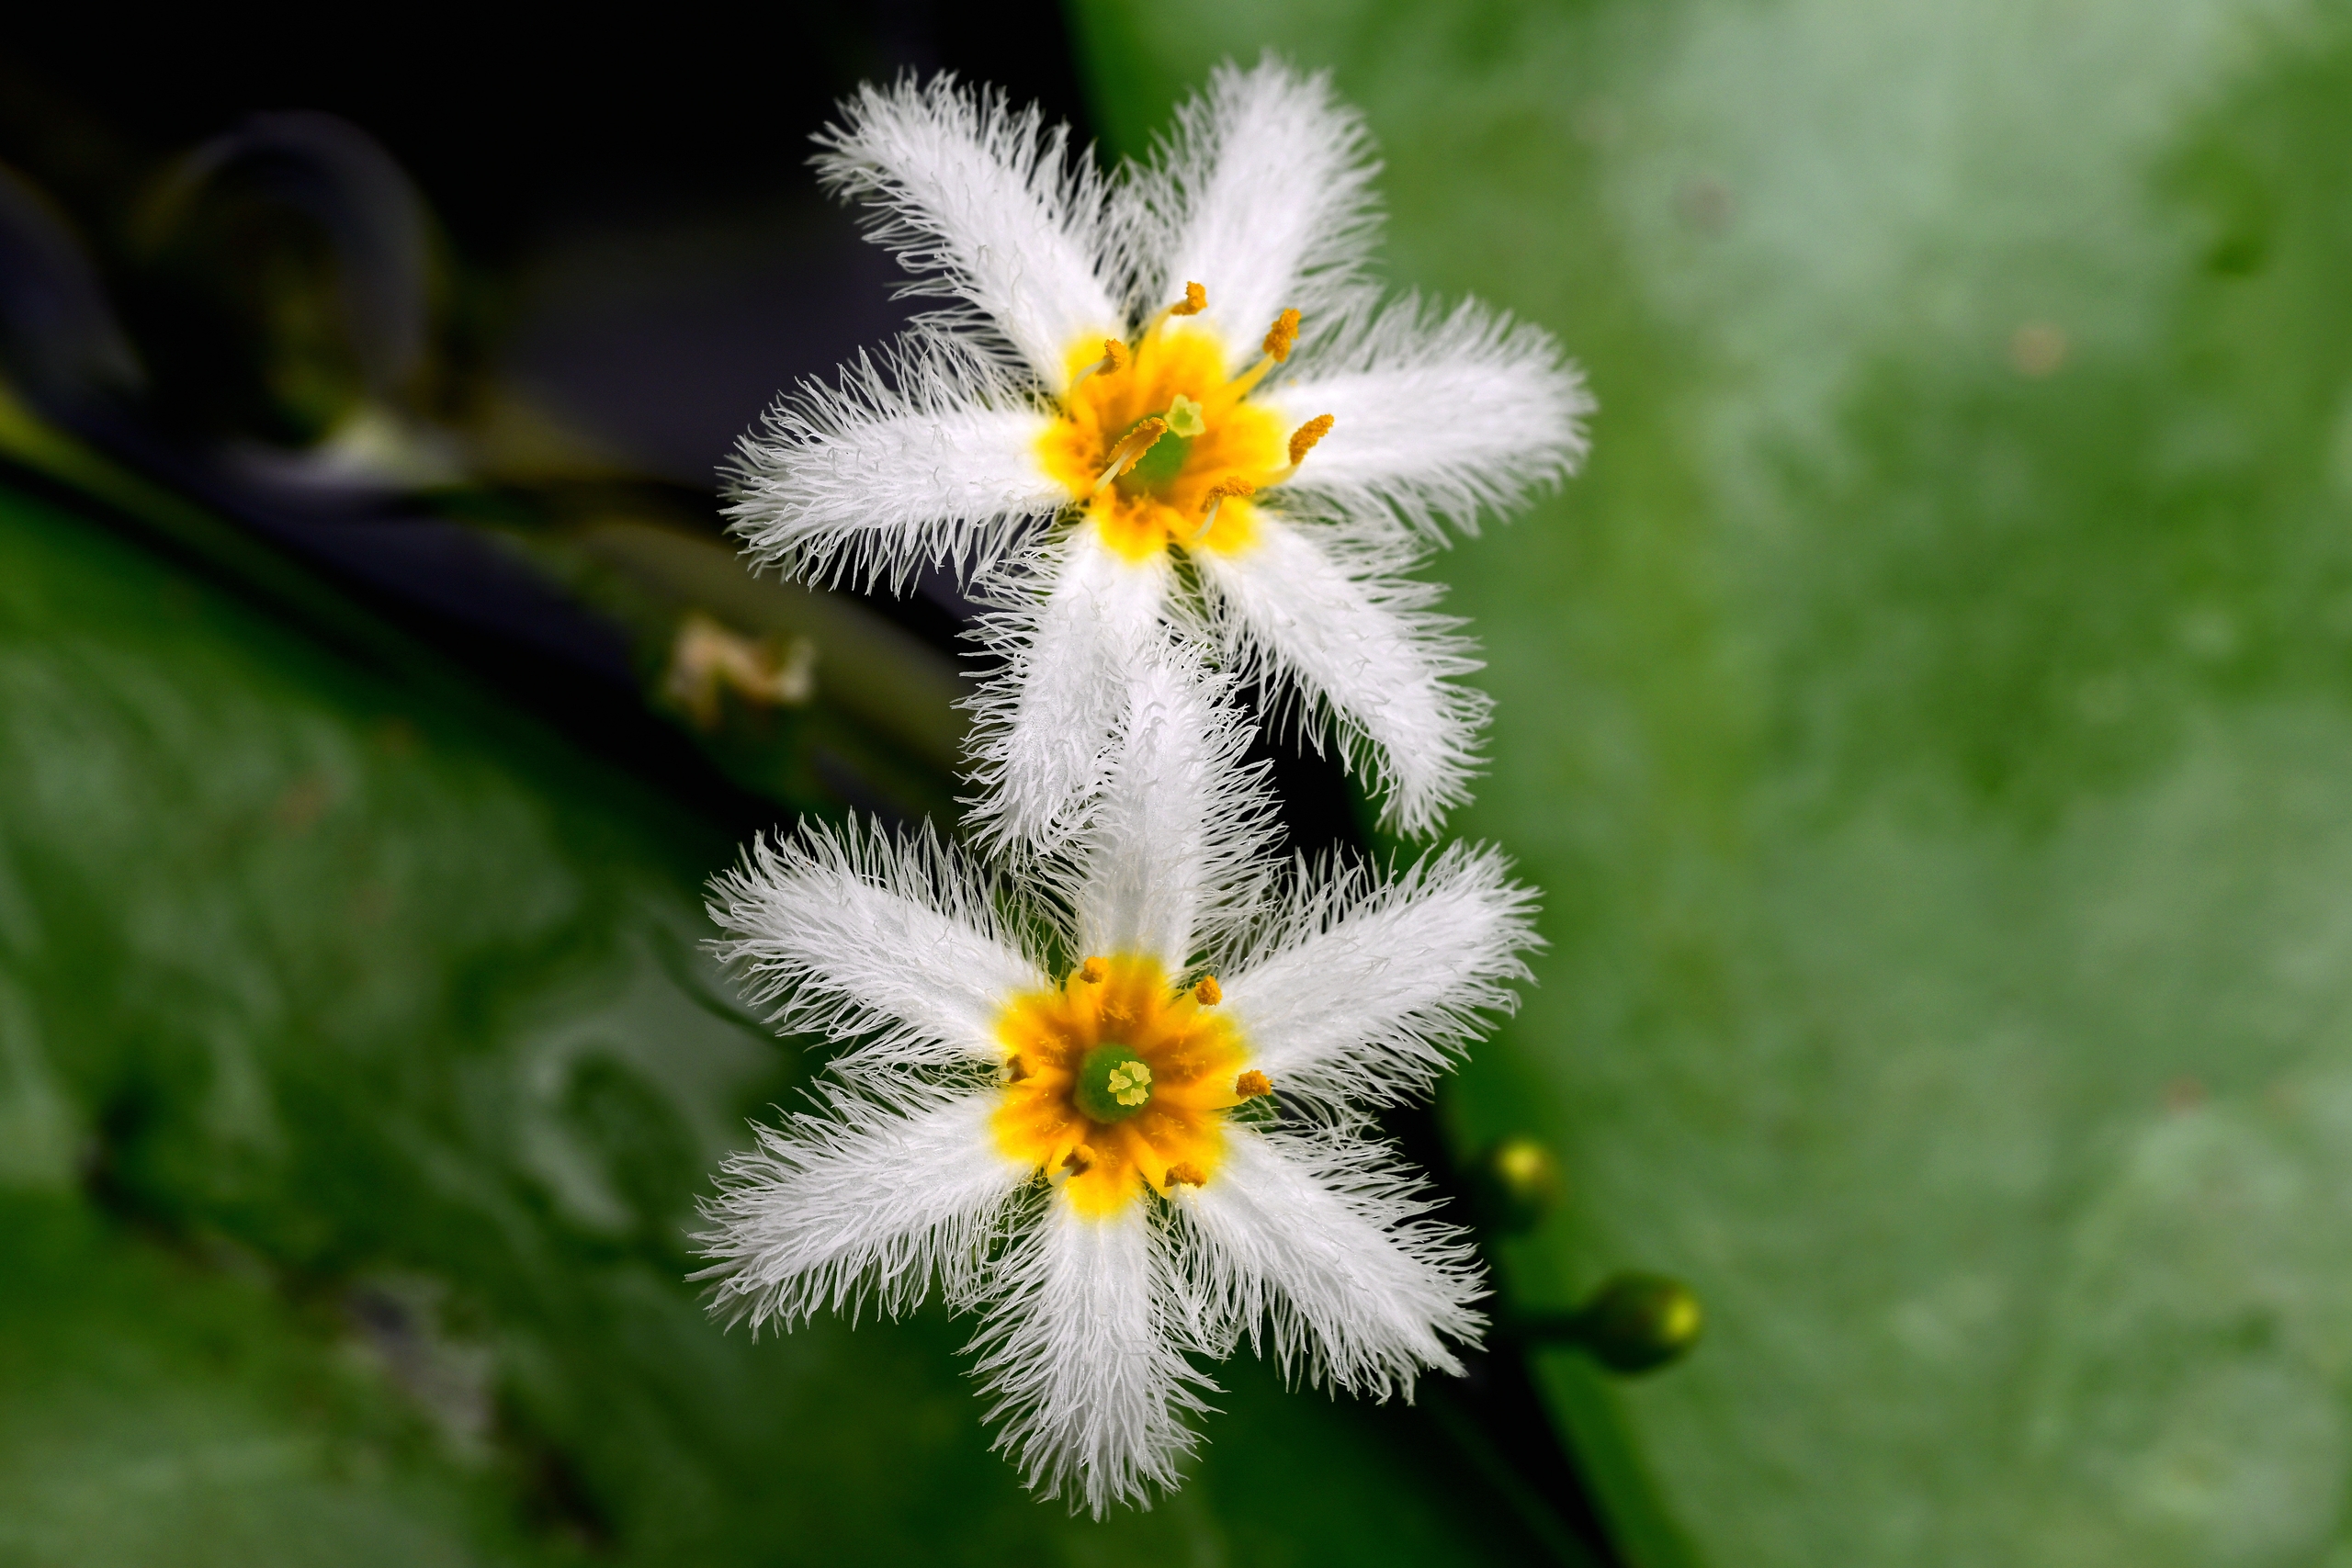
[724,60,1591,848]
[695,649,1540,1515]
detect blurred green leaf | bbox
[1074,3,2352,1564]
[0,454,1568,1562]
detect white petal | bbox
[964,524,1175,857]
[1218,842,1540,1117]
[1177,1123,1485,1398]
[1272,295,1593,542]
[697,1086,1026,1330]
[816,77,1123,389]
[1062,643,1280,974]
[707,817,1048,1072]
[969,1196,1214,1517]
[1149,59,1383,352]
[725,333,1064,591]
[1193,513,1487,838]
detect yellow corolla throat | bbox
[1035,287,1334,566]
[990,952,1273,1216]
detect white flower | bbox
[724,60,1591,849]
[695,649,1540,1515]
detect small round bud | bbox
[1569,1273,1703,1375]
[1473,1134,1562,1232]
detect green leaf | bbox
[1074,4,2352,1563]
[0,451,1568,1562]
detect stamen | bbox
[1223,308,1303,401]
[1287,414,1334,467]
[1191,479,1255,541]
[1258,412,1338,487]
[1235,1070,1272,1100]
[1067,337,1131,395]
[1091,417,1169,497]
[1005,1054,1030,1083]
[1192,976,1223,1006]
[1164,1161,1208,1190]
[1262,309,1302,362]
[1057,1144,1095,1179]
[1078,956,1108,984]
[1141,281,1210,341]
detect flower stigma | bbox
[991,952,1261,1213]
[1075,1043,1154,1121]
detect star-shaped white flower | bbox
[695,649,1540,1514]
[724,60,1590,848]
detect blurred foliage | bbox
[1073,0,2352,1563]
[0,400,1578,1562]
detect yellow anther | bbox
[1090,416,1169,496]
[1067,337,1133,398]
[1224,309,1304,400]
[1165,1161,1208,1189]
[1193,976,1223,1006]
[1118,417,1169,468]
[1287,414,1334,467]
[1262,308,1301,362]
[1235,1070,1272,1100]
[1141,282,1211,342]
[1191,478,1256,543]
[1201,478,1255,515]
[1078,956,1108,984]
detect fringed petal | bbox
[707,816,1048,1073]
[969,1196,1215,1517]
[1193,513,1488,838]
[1146,58,1384,356]
[724,333,1063,592]
[1272,294,1592,542]
[816,76,1124,388]
[1177,1122,1486,1397]
[964,524,1177,857]
[1217,842,1541,1118]
[697,1086,1027,1330]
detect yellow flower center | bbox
[1036,291,1331,566]
[991,952,1271,1215]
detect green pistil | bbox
[1114,395,1204,498]
[1074,1043,1154,1122]
[1115,430,1191,497]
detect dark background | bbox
[0,5,1089,484]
